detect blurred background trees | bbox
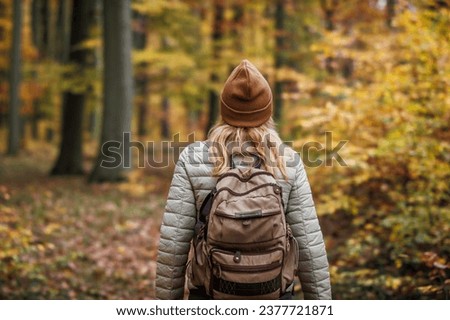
[0,0,449,299]
[89,0,133,182]
[51,0,91,175]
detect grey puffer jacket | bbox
[155,141,331,299]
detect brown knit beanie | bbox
[220,59,273,127]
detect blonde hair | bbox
[207,117,288,179]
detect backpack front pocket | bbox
[209,248,283,299]
[208,195,285,249]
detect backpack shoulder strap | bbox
[198,153,262,227]
[199,187,216,224]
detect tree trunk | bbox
[46,0,56,59]
[51,0,90,175]
[386,0,396,29]
[161,95,170,139]
[86,0,102,139]
[206,74,219,135]
[231,1,244,54]
[31,0,49,58]
[57,0,72,62]
[160,36,170,139]
[273,0,286,123]
[137,91,148,137]
[31,0,55,57]
[89,0,133,182]
[30,0,45,139]
[133,10,149,137]
[31,0,43,49]
[320,0,338,74]
[205,0,224,136]
[7,0,22,156]
[51,93,85,174]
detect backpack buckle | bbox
[273,185,282,194]
[233,251,241,263]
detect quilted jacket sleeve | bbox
[285,156,332,299]
[155,150,196,299]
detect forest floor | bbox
[0,142,169,299]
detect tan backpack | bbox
[188,164,299,299]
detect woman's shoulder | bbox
[176,141,215,185]
[275,143,306,184]
[177,140,213,167]
[279,143,301,165]
[279,143,303,173]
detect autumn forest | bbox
[0,0,449,299]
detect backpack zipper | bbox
[210,248,283,259]
[215,210,281,219]
[217,171,275,183]
[214,183,280,198]
[215,260,282,273]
